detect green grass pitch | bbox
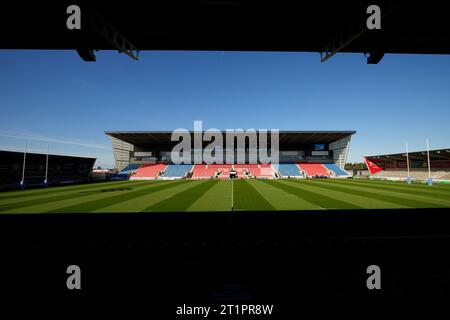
[1,178,450,213]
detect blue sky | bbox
[1,50,450,168]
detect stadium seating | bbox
[160,164,193,178]
[298,163,331,177]
[191,164,236,179]
[218,165,233,179]
[258,164,275,178]
[131,163,167,180]
[191,164,218,179]
[233,164,250,178]
[277,163,303,177]
[233,164,274,178]
[233,164,251,169]
[118,163,141,175]
[323,163,349,176]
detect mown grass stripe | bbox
[350,178,450,190]
[0,181,154,212]
[46,180,184,213]
[346,177,450,189]
[0,181,154,208]
[249,179,320,210]
[232,180,274,211]
[1,178,449,213]
[324,179,450,206]
[291,179,448,208]
[327,179,450,199]
[187,180,232,212]
[94,180,203,213]
[346,177,450,187]
[0,180,147,201]
[263,180,361,210]
[280,179,405,209]
[144,180,219,212]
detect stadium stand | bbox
[160,164,193,179]
[277,163,303,177]
[271,164,279,176]
[191,164,235,179]
[232,164,275,178]
[365,149,450,182]
[323,163,348,176]
[298,163,330,177]
[191,164,218,179]
[131,163,167,180]
[117,163,141,176]
[258,164,275,177]
[217,165,233,179]
[105,131,358,180]
[233,164,250,169]
[209,164,232,172]
[0,150,96,189]
[372,170,450,181]
[233,164,250,179]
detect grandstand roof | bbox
[366,148,450,162]
[105,130,356,147]
[0,149,96,161]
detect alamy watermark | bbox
[170,121,279,165]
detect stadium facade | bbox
[364,148,450,182]
[106,130,355,180]
[0,150,96,189]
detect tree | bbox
[345,163,368,171]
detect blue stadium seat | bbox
[278,163,302,177]
[119,163,141,175]
[161,164,193,178]
[324,163,348,176]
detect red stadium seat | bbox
[297,162,331,177]
[131,163,167,179]
[258,164,275,177]
[233,164,274,177]
[191,164,235,179]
